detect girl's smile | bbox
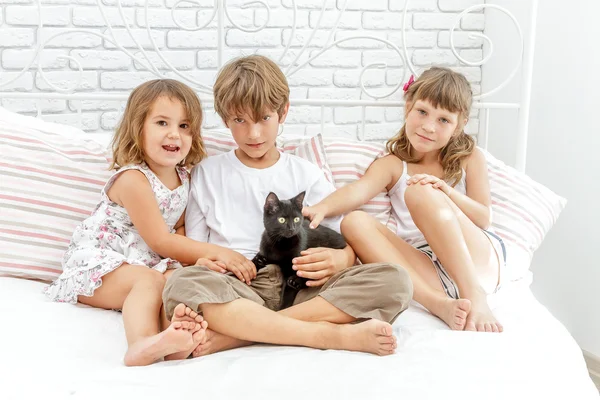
[415,133,435,142]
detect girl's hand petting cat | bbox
[194,257,227,274]
[216,249,257,285]
[302,205,328,229]
[407,173,451,196]
[292,247,346,286]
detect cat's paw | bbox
[252,254,268,270]
[286,276,306,290]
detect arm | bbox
[302,155,397,228]
[109,170,235,266]
[173,211,217,268]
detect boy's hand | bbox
[291,247,348,287]
[302,204,328,229]
[216,249,257,285]
[194,258,227,274]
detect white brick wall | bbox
[0,0,485,139]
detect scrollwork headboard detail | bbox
[0,0,538,170]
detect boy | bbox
[163,55,413,357]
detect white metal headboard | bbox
[0,0,538,172]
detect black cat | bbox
[252,191,347,309]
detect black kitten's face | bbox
[263,192,306,238]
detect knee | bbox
[163,266,198,295]
[341,210,372,237]
[404,183,439,212]
[136,269,166,292]
[161,266,202,319]
[162,265,215,302]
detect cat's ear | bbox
[292,191,306,210]
[265,192,280,214]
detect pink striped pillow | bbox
[484,149,567,258]
[202,130,334,183]
[322,138,397,232]
[0,108,112,282]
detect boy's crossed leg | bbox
[191,295,385,357]
[163,263,412,357]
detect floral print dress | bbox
[44,163,189,304]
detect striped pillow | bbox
[484,148,567,258]
[202,130,334,183]
[322,138,397,232]
[0,107,112,282]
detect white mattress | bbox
[0,276,597,400]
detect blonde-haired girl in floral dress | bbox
[45,79,237,366]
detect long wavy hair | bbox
[386,67,475,186]
[110,79,206,170]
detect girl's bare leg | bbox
[341,211,471,331]
[78,264,205,366]
[404,183,502,332]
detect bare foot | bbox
[171,303,205,325]
[337,319,398,356]
[124,321,198,366]
[165,303,208,361]
[191,329,251,357]
[431,297,472,330]
[464,295,503,333]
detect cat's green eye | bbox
[293,217,300,223]
[278,217,286,224]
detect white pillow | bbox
[484,148,567,261]
[0,107,112,282]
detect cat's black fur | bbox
[252,191,347,309]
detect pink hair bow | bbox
[403,75,415,92]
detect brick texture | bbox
[0,0,485,139]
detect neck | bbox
[144,159,179,186]
[235,147,280,169]
[413,149,441,165]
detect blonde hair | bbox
[110,79,206,170]
[386,67,475,186]
[213,55,290,122]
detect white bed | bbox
[1,274,598,400]
[0,0,598,399]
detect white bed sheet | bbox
[0,276,597,400]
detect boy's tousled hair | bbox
[386,67,475,186]
[213,55,290,123]
[110,79,206,170]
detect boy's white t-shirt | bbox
[185,150,342,259]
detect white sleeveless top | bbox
[389,160,466,248]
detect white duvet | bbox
[0,276,597,400]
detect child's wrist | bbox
[445,186,454,198]
[207,244,225,260]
